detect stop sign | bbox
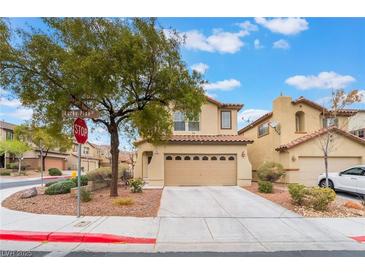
[73,118,88,144]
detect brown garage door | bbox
[298,156,361,186]
[164,154,236,186]
[45,157,65,171]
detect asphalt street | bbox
[0,178,60,190]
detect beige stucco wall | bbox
[134,142,252,187]
[348,112,365,131]
[172,101,238,136]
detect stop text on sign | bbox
[73,118,88,144]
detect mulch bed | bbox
[2,186,162,217]
[244,183,365,217]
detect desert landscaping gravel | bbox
[2,186,162,217]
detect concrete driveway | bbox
[158,186,298,218]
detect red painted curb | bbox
[0,230,156,244]
[351,236,365,243]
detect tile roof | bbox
[238,112,273,134]
[206,96,243,110]
[0,121,17,130]
[135,135,253,145]
[276,126,365,151]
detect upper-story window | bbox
[173,111,200,132]
[221,111,231,129]
[5,130,13,140]
[323,117,338,128]
[83,147,90,155]
[295,111,305,132]
[258,123,269,137]
[351,129,364,138]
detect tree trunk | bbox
[324,152,329,187]
[18,157,21,175]
[42,149,49,172]
[109,123,120,197]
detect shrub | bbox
[288,183,307,205]
[305,187,336,211]
[8,163,18,170]
[257,162,285,183]
[80,188,92,202]
[129,178,144,193]
[45,180,75,195]
[48,168,62,176]
[45,180,59,187]
[70,175,88,186]
[0,171,11,176]
[86,166,125,183]
[258,181,273,193]
[112,197,134,206]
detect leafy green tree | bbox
[14,124,72,171]
[0,18,206,196]
[0,140,30,174]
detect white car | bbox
[318,165,365,196]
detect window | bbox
[219,156,226,160]
[295,111,305,132]
[193,156,200,160]
[228,156,235,161]
[83,147,89,155]
[166,156,172,160]
[342,168,365,176]
[211,156,217,160]
[5,130,13,140]
[352,129,365,138]
[202,156,208,160]
[258,123,269,137]
[175,156,182,160]
[323,117,338,128]
[173,112,185,131]
[184,156,191,160]
[221,111,231,129]
[173,112,200,132]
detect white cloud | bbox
[191,63,209,74]
[237,21,258,32]
[205,92,218,98]
[255,17,309,35]
[254,39,263,49]
[203,79,241,91]
[0,97,21,107]
[273,39,290,49]
[285,71,356,90]
[0,108,33,120]
[238,109,270,126]
[359,90,365,103]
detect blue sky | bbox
[1,17,364,145]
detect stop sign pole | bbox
[73,118,88,218]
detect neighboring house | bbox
[66,141,100,172]
[134,97,253,187]
[238,95,365,186]
[94,144,112,167]
[349,110,365,139]
[0,121,15,168]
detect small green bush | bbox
[113,197,134,206]
[45,180,75,195]
[86,166,125,183]
[258,181,273,193]
[129,178,144,193]
[0,171,11,176]
[45,180,59,187]
[288,183,307,205]
[8,163,18,170]
[70,175,88,186]
[80,188,92,202]
[257,162,285,183]
[306,187,336,211]
[48,168,62,176]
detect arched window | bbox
[295,111,305,132]
[166,156,172,160]
[202,156,209,161]
[175,156,182,160]
[193,156,200,160]
[184,156,191,160]
[228,156,235,161]
[219,156,226,160]
[211,156,217,160]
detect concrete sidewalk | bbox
[1,186,364,255]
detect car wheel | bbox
[319,179,334,190]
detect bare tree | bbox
[318,89,363,187]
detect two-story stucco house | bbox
[134,97,253,187]
[238,95,365,186]
[349,110,365,139]
[66,141,100,172]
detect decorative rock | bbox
[20,187,38,199]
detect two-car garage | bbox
[164,154,237,186]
